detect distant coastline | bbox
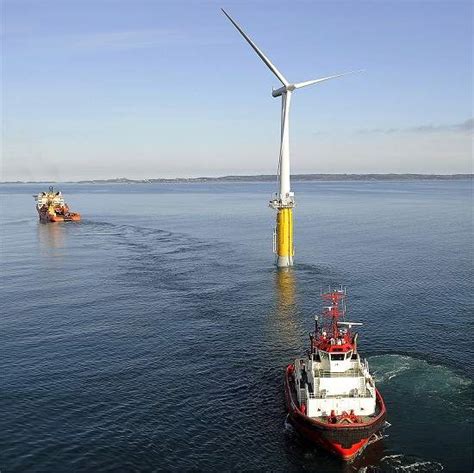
[2,174,472,184]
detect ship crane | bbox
[222,9,362,267]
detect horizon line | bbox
[1,173,473,184]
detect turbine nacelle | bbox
[272,85,294,97]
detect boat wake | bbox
[283,414,294,432]
[358,354,472,471]
[370,355,414,382]
[358,453,444,472]
[369,354,472,413]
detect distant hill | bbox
[2,174,472,184]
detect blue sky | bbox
[2,0,472,180]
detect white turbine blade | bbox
[222,9,289,86]
[293,70,364,89]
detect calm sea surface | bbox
[1,181,472,472]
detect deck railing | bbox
[313,367,365,378]
[307,389,374,400]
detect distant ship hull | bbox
[38,208,81,223]
[284,364,387,461]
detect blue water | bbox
[1,181,472,472]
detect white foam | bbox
[380,454,444,472]
[283,415,294,433]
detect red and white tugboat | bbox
[284,287,387,461]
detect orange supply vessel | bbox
[34,186,81,223]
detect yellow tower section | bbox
[275,207,294,267]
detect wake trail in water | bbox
[358,454,444,472]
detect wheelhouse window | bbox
[330,354,345,361]
[345,351,353,359]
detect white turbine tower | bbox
[222,9,362,268]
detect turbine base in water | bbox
[276,255,294,268]
[274,207,294,268]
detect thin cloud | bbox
[358,118,473,135]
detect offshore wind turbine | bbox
[222,9,362,268]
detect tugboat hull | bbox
[284,365,386,461]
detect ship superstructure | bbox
[285,287,387,460]
[34,187,81,223]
